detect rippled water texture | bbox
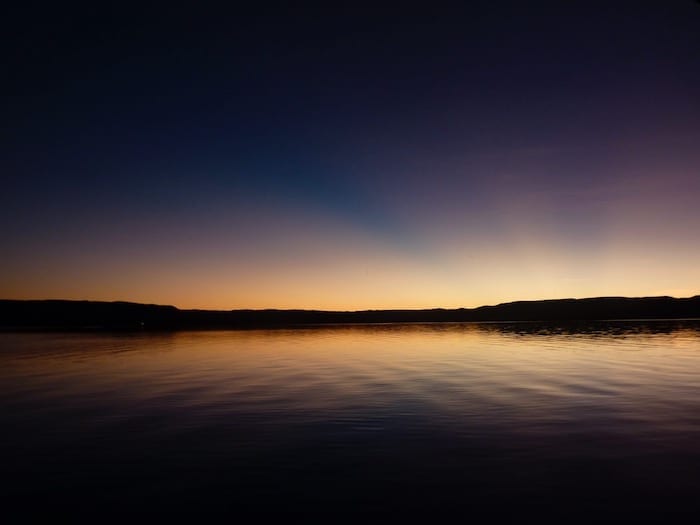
[2,322,700,522]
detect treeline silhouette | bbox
[1,295,699,330]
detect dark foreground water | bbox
[2,322,700,522]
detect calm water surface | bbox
[2,322,700,522]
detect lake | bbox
[2,321,700,522]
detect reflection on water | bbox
[2,321,700,521]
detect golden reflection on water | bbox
[3,322,700,433]
[3,322,700,521]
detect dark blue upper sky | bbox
[3,1,700,308]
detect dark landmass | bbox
[1,295,700,330]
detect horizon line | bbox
[3,293,699,314]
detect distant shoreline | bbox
[2,296,700,331]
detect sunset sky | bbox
[3,2,700,310]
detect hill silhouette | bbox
[1,295,700,330]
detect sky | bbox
[3,1,700,310]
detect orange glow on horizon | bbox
[3,166,699,311]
